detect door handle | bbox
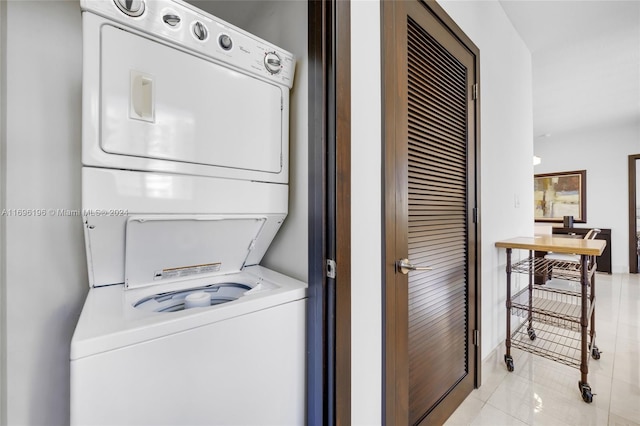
[397,258,433,275]
[130,71,154,122]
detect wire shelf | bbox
[511,256,597,283]
[510,321,594,370]
[501,243,603,402]
[510,286,592,331]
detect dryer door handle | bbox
[130,71,154,122]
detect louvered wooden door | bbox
[383,1,480,424]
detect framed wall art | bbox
[534,170,586,223]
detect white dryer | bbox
[70,1,306,425]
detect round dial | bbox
[163,14,181,27]
[193,21,208,41]
[219,34,233,50]
[264,52,282,74]
[114,0,145,17]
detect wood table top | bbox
[495,235,606,256]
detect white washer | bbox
[70,1,306,425]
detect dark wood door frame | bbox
[333,1,351,424]
[628,154,640,273]
[307,1,326,422]
[382,1,481,423]
[308,1,351,425]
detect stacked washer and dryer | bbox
[70,1,306,424]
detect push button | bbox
[219,34,233,50]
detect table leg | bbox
[504,248,514,371]
[578,254,592,402]
[528,250,533,331]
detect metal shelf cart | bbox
[495,236,606,403]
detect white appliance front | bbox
[71,1,306,424]
[71,266,306,426]
[101,25,282,174]
[82,1,295,183]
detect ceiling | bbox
[499,0,640,139]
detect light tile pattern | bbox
[445,273,640,426]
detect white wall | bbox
[2,1,87,424]
[350,1,533,422]
[351,1,382,425]
[1,0,6,422]
[534,122,640,272]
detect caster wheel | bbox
[506,359,514,372]
[591,346,601,360]
[579,382,594,403]
[504,355,514,372]
[527,328,536,341]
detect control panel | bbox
[79,0,295,88]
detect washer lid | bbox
[124,215,266,289]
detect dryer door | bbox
[98,24,284,176]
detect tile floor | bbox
[445,273,640,426]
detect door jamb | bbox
[307,2,327,424]
[308,1,351,425]
[334,1,352,425]
[628,154,639,273]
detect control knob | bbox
[264,52,282,74]
[114,0,145,17]
[193,21,208,41]
[163,14,181,27]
